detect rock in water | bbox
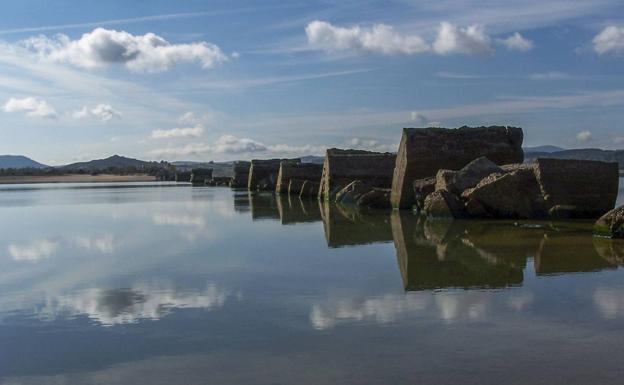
[299,180,320,198]
[335,180,372,205]
[357,188,392,209]
[434,156,504,194]
[276,162,323,194]
[230,161,251,188]
[533,158,619,218]
[594,206,624,239]
[391,126,524,209]
[319,149,396,201]
[462,168,546,219]
[248,158,300,191]
[190,168,213,185]
[423,190,466,219]
[413,177,436,212]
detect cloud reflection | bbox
[40,281,235,326]
[7,239,59,261]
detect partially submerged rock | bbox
[391,126,524,208]
[594,205,624,239]
[190,168,213,185]
[299,180,320,198]
[461,167,546,219]
[248,158,300,191]
[533,158,619,218]
[434,156,503,194]
[230,161,250,188]
[357,188,392,209]
[319,149,396,201]
[412,177,436,213]
[423,190,465,219]
[276,162,323,194]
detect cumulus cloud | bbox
[410,111,441,127]
[20,27,228,72]
[576,130,593,142]
[306,20,429,55]
[3,97,57,119]
[432,22,493,55]
[8,239,59,261]
[593,25,624,55]
[346,138,397,153]
[72,104,120,121]
[151,125,204,139]
[212,135,266,154]
[498,32,533,51]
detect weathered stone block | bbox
[230,161,250,188]
[391,126,524,209]
[299,180,320,198]
[248,158,300,191]
[594,205,624,238]
[190,168,212,185]
[319,148,397,201]
[534,158,619,218]
[423,190,466,219]
[413,177,436,212]
[357,188,392,209]
[276,162,323,194]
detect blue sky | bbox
[0,0,623,165]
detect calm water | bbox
[0,179,623,385]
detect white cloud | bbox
[149,143,212,158]
[72,103,120,121]
[151,125,204,139]
[410,111,441,127]
[212,135,266,154]
[593,25,624,55]
[20,27,228,73]
[498,32,534,51]
[432,22,493,55]
[3,96,57,119]
[8,239,59,261]
[529,71,569,80]
[576,129,593,142]
[305,20,429,55]
[346,138,397,152]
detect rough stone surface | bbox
[423,190,465,219]
[287,178,306,196]
[462,168,546,219]
[391,126,524,209]
[299,180,320,198]
[594,205,624,239]
[248,158,300,191]
[413,177,437,212]
[319,148,397,201]
[230,161,250,188]
[435,156,504,194]
[356,188,392,209]
[335,180,372,205]
[276,162,323,194]
[190,168,213,185]
[534,158,619,218]
[175,171,192,183]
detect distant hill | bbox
[58,155,157,172]
[0,155,49,169]
[524,148,624,169]
[523,145,564,153]
[300,155,325,164]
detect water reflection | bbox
[40,281,234,326]
[320,202,393,247]
[276,195,322,224]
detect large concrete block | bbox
[533,158,619,218]
[248,158,300,191]
[230,161,251,188]
[390,126,524,209]
[275,162,323,194]
[190,168,212,185]
[318,148,397,201]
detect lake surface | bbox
[0,179,623,385]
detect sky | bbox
[0,0,623,165]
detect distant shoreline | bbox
[0,174,158,184]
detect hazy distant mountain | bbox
[59,155,156,172]
[300,155,325,164]
[0,155,49,169]
[523,145,564,153]
[524,148,624,168]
